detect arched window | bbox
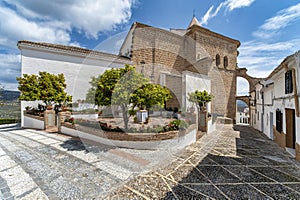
[223,56,228,68]
[215,54,220,66]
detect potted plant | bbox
[188,90,213,132]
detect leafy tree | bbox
[86,76,101,104]
[17,72,72,106]
[188,90,213,112]
[131,83,171,110]
[92,64,171,129]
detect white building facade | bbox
[18,41,130,127]
[251,51,300,160]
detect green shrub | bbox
[129,109,137,116]
[0,118,19,125]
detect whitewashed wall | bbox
[19,44,130,126]
[20,48,129,101]
[183,71,211,112]
[253,84,263,131]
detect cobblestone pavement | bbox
[108,125,300,200]
[1,124,300,199]
[0,124,180,199]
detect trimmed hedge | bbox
[0,118,20,125]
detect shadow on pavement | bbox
[163,125,300,199]
[60,138,116,153]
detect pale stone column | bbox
[44,110,56,130]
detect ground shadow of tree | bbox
[60,137,116,153]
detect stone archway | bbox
[236,97,250,124]
[236,68,262,92]
[236,95,250,106]
[235,67,263,124]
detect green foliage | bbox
[64,117,75,125]
[0,118,19,125]
[17,72,72,106]
[188,90,213,110]
[85,76,102,104]
[91,64,172,129]
[129,109,137,116]
[93,64,148,129]
[93,65,146,106]
[164,119,188,131]
[131,83,172,109]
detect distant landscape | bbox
[0,90,21,122]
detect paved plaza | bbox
[0,124,300,199]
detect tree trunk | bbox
[121,104,129,130]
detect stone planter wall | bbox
[23,113,44,129]
[71,113,98,120]
[60,123,197,150]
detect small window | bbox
[257,111,259,120]
[285,70,293,94]
[223,56,228,68]
[276,109,283,132]
[216,54,220,66]
[257,91,259,100]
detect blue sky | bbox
[1,0,300,95]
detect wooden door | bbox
[285,109,296,148]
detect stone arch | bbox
[236,68,262,92]
[235,68,263,124]
[236,96,250,107]
[236,97,250,124]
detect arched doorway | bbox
[236,99,249,124]
[236,77,250,124]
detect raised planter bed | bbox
[60,123,197,150]
[23,113,44,129]
[71,113,98,120]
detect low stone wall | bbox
[296,142,300,161]
[60,123,197,150]
[71,113,98,120]
[273,126,286,148]
[23,113,44,130]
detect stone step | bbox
[216,117,233,124]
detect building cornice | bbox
[18,40,130,63]
[186,25,241,47]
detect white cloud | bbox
[238,39,300,78]
[201,0,255,25]
[201,3,224,25]
[226,0,255,11]
[0,0,136,90]
[253,3,300,39]
[0,6,71,48]
[4,0,135,39]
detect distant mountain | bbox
[236,100,248,112]
[0,90,20,102]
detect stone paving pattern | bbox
[0,124,300,199]
[0,124,178,199]
[108,125,300,199]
